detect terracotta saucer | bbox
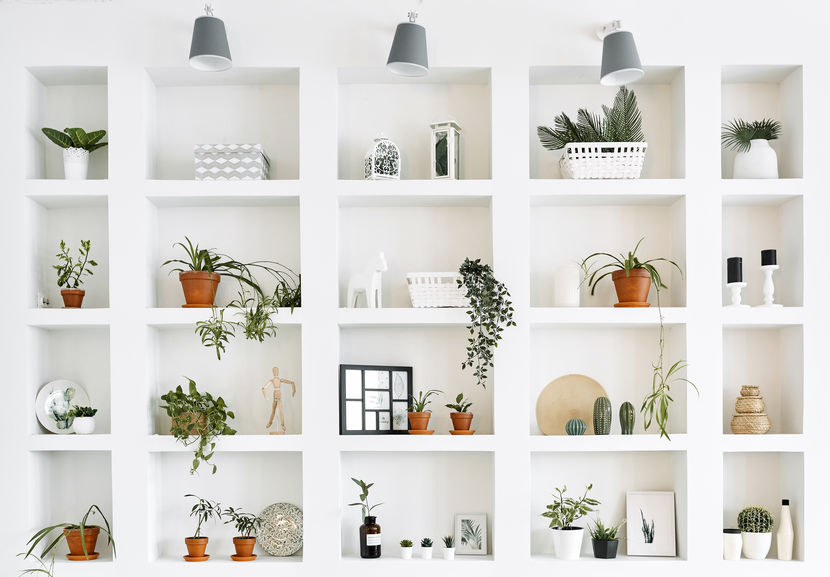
[408,429,434,435]
[231,554,257,562]
[66,553,99,561]
[613,301,650,307]
[183,555,210,562]
[449,430,476,435]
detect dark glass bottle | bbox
[359,516,381,558]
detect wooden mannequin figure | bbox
[262,366,296,435]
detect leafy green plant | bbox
[458,258,516,388]
[640,509,655,543]
[348,478,382,521]
[589,518,625,541]
[541,485,600,529]
[408,389,442,412]
[159,378,236,474]
[223,506,263,538]
[537,86,645,150]
[580,238,682,297]
[738,506,774,533]
[420,537,433,547]
[68,405,97,418]
[445,392,473,413]
[41,127,108,153]
[54,240,97,289]
[442,535,455,548]
[460,519,482,549]
[721,118,781,152]
[186,494,222,538]
[400,539,413,548]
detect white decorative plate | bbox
[35,380,90,434]
[258,502,303,556]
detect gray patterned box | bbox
[194,144,271,180]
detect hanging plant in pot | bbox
[22,504,115,565]
[183,494,222,562]
[407,389,441,434]
[41,127,108,180]
[54,239,98,308]
[540,484,600,560]
[588,517,625,559]
[445,392,474,434]
[721,118,781,179]
[223,506,263,561]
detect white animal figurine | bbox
[347,252,388,308]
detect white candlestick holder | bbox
[726,282,749,307]
[757,264,782,308]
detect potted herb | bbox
[541,484,600,560]
[41,127,108,180]
[537,86,646,179]
[22,504,115,565]
[721,118,781,179]
[458,258,516,388]
[442,535,455,560]
[223,506,263,562]
[68,405,97,435]
[54,240,98,308]
[348,478,382,559]
[738,506,774,559]
[445,392,474,432]
[407,389,442,432]
[159,378,237,474]
[400,539,413,559]
[184,494,222,562]
[420,537,433,559]
[589,518,624,559]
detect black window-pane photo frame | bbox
[339,364,413,435]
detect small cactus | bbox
[420,537,433,547]
[400,539,413,547]
[593,396,612,435]
[737,506,774,533]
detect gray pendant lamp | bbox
[387,11,429,77]
[189,3,232,72]
[598,20,643,86]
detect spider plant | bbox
[408,389,442,413]
[721,118,781,152]
[580,237,682,296]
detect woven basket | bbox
[559,142,647,179]
[406,273,468,308]
[740,385,760,397]
[735,397,765,414]
[730,414,771,434]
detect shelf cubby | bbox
[337,67,492,180]
[721,65,803,179]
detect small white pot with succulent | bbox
[41,127,108,180]
[442,535,455,560]
[400,539,413,559]
[738,506,774,559]
[721,118,781,179]
[541,484,600,560]
[69,405,98,435]
[420,537,433,559]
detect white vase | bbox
[400,547,412,560]
[72,416,96,435]
[777,500,794,560]
[421,547,433,560]
[63,147,90,180]
[443,547,455,560]
[554,263,581,307]
[551,527,584,560]
[741,531,772,559]
[732,139,778,179]
[723,529,742,560]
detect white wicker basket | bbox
[559,142,647,179]
[406,273,468,308]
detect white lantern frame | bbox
[364,136,401,180]
[429,120,461,180]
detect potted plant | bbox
[159,378,237,474]
[348,478,382,559]
[53,240,98,308]
[738,506,774,559]
[445,392,474,432]
[400,539,413,559]
[721,118,781,179]
[458,258,516,389]
[442,535,455,560]
[223,506,263,562]
[537,86,646,179]
[41,127,108,180]
[68,405,97,435]
[588,518,624,559]
[22,505,114,566]
[420,537,433,559]
[541,484,600,560]
[407,389,442,432]
[184,494,222,562]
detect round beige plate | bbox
[536,374,607,435]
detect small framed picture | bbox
[454,513,487,555]
[626,491,676,557]
[339,365,412,435]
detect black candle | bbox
[761,249,777,266]
[727,257,743,283]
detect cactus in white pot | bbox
[738,506,774,559]
[41,127,108,180]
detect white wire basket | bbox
[406,273,468,308]
[559,142,647,179]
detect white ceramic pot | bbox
[421,547,433,560]
[400,547,412,560]
[553,263,581,307]
[72,416,96,435]
[741,531,772,559]
[723,529,742,560]
[551,527,584,560]
[732,139,778,179]
[443,547,455,560]
[63,147,90,180]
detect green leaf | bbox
[41,127,73,148]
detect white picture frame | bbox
[626,491,676,557]
[454,513,487,555]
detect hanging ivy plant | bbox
[458,258,516,388]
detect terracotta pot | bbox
[232,537,256,558]
[64,526,99,558]
[179,271,220,307]
[611,269,651,306]
[408,412,431,430]
[449,412,473,431]
[61,289,86,308]
[185,536,209,558]
[173,412,207,435]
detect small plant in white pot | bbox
[399,539,413,559]
[41,127,108,180]
[420,537,433,559]
[442,535,455,560]
[69,405,97,435]
[541,484,600,560]
[738,506,774,559]
[721,118,781,179]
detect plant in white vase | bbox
[400,539,413,560]
[541,484,600,560]
[41,127,108,180]
[721,118,781,179]
[420,537,433,559]
[69,405,98,435]
[442,535,455,560]
[738,506,774,559]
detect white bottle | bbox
[777,498,793,560]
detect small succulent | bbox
[738,506,774,533]
[420,537,433,547]
[589,517,624,541]
[400,539,413,548]
[442,535,455,548]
